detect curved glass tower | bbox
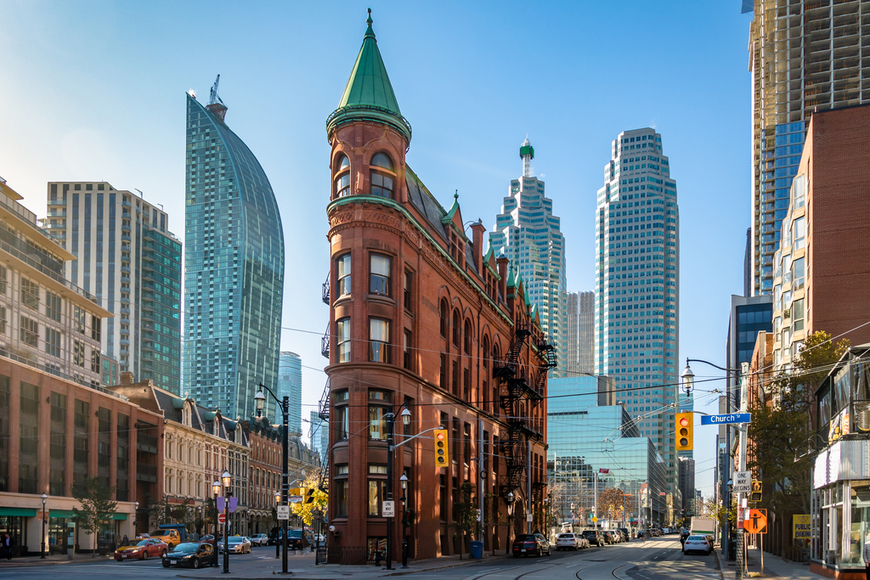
[183,90,284,419]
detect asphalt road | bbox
[0,537,719,580]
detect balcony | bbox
[322,272,330,305]
[136,463,158,483]
[321,324,330,359]
[136,433,158,454]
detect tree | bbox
[450,481,478,560]
[748,331,849,533]
[72,477,117,556]
[289,471,328,527]
[147,496,174,527]
[596,487,625,522]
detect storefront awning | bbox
[112,513,128,520]
[0,507,37,517]
[50,509,77,518]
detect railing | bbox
[136,463,158,483]
[0,348,126,400]
[318,378,330,421]
[322,272,330,305]
[321,324,330,359]
[136,433,158,454]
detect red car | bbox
[114,537,169,560]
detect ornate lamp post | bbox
[40,493,47,558]
[274,490,281,559]
[399,474,408,569]
[506,492,515,555]
[133,501,139,538]
[254,384,291,575]
[221,470,232,574]
[385,405,411,570]
[212,481,220,567]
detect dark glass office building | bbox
[183,89,284,418]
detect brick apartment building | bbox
[320,12,552,563]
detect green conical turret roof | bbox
[326,9,412,143]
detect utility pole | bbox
[527,440,532,534]
[479,419,485,550]
[735,363,749,580]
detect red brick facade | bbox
[804,104,870,344]
[323,90,549,563]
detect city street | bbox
[0,537,720,580]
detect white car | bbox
[249,534,269,546]
[682,534,713,555]
[220,536,252,554]
[555,533,588,550]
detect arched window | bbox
[482,336,490,370]
[335,154,351,197]
[440,299,449,337]
[452,309,460,347]
[370,152,394,198]
[464,319,472,354]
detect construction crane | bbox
[209,74,224,106]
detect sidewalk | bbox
[0,552,116,567]
[175,550,511,580]
[716,546,826,579]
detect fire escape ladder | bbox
[321,323,330,359]
[322,272,331,305]
[317,377,330,422]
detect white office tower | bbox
[490,138,567,374]
[594,128,680,495]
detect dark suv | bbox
[511,533,551,557]
[581,529,605,547]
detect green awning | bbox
[0,507,37,517]
[50,509,76,518]
[112,513,128,520]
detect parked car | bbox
[162,542,215,568]
[555,533,586,550]
[200,534,217,546]
[269,527,308,549]
[512,533,551,557]
[682,534,713,555]
[114,538,168,561]
[602,530,617,544]
[219,536,252,554]
[249,533,269,546]
[618,527,630,542]
[581,529,605,547]
[680,529,691,545]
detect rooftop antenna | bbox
[209,74,224,106]
[134,188,144,198]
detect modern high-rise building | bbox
[566,291,594,376]
[490,139,567,374]
[594,127,680,495]
[45,182,182,392]
[309,410,329,464]
[278,351,302,436]
[183,81,284,419]
[748,0,870,296]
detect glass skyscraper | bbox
[490,138,567,374]
[45,182,182,392]
[183,88,284,418]
[594,128,680,496]
[278,351,302,436]
[748,0,870,295]
[547,377,668,527]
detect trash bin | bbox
[470,541,483,559]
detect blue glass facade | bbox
[547,377,668,527]
[278,351,302,435]
[183,94,284,418]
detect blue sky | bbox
[0,1,754,498]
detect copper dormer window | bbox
[370,152,394,198]
[335,155,351,197]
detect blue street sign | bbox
[701,413,751,426]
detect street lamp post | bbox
[274,490,281,559]
[399,474,408,569]
[41,493,47,558]
[254,384,291,575]
[385,404,411,570]
[133,501,139,539]
[222,470,232,574]
[213,481,220,568]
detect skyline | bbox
[0,1,757,497]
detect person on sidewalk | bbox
[863,536,870,580]
[5,534,13,560]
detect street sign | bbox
[744,508,767,534]
[382,500,395,517]
[526,513,534,523]
[592,516,598,523]
[734,470,752,493]
[700,413,752,426]
[289,495,303,504]
[218,513,226,524]
[277,505,290,520]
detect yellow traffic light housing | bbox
[435,428,449,468]
[676,412,693,451]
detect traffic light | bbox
[676,412,693,451]
[435,429,449,468]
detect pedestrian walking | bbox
[5,534,13,559]
[122,534,129,546]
